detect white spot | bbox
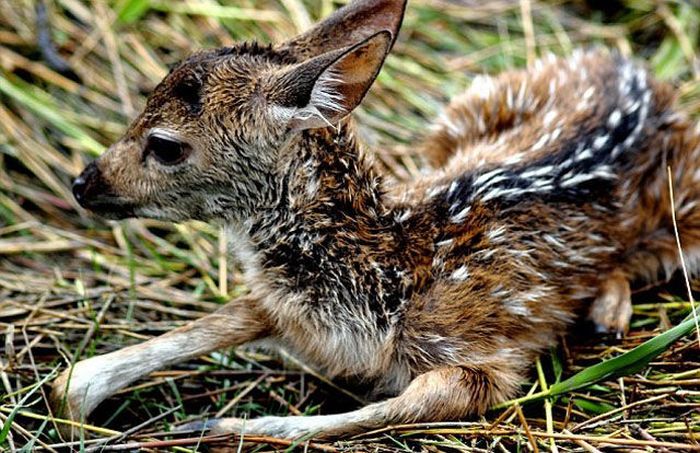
[542,110,557,127]
[370,260,384,276]
[516,80,529,109]
[693,168,700,182]
[450,206,471,223]
[469,75,496,100]
[487,226,507,243]
[396,210,411,223]
[475,249,497,261]
[550,127,562,142]
[534,58,544,72]
[504,153,525,165]
[530,179,553,188]
[436,238,454,247]
[426,186,444,199]
[608,109,622,128]
[575,148,593,161]
[625,100,641,114]
[475,175,510,193]
[473,168,505,188]
[306,176,319,197]
[560,173,596,188]
[520,287,547,302]
[521,165,554,179]
[451,265,469,281]
[530,181,554,192]
[593,135,609,150]
[491,285,512,299]
[532,133,550,151]
[482,187,521,202]
[611,145,623,160]
[543,234,566,249]
[448,181,459,196]
[506,85,514,109]
[505,299,531,317]
[592,165,616,179]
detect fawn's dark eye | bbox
[145,134,191,166]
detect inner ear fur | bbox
[277,0,406,59]
[270,31,393,130]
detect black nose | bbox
[72,162,100,206]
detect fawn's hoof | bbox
[50,368,86,439]
[50,359,109,439]
[177,417,252,437]
[176,418,221,433]
[588,270,632,337]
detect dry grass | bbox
[1,0,699,451]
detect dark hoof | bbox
[175,419,219,434]
[593,322,610,334]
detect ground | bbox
[1,0,699,451]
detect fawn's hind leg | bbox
[50,295,268,437]
[590,224,700,336]
[186,363,521,440]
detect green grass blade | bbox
[494,309,698,410]
[115,0,152,24]
[151,1,283,22]
[570,397,616,415]
[0,367,58,444]
[0,75,104,156]
[548,309,699,396]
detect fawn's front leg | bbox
[186,363,520,440]
[50,295,269,430]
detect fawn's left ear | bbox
[269,31,392,131]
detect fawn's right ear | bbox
[268,31,392,131]
[277,0,406,59]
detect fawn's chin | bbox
[82,198,137,220]
[95,209,136,220]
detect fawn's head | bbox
[73,0,406,222]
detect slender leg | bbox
[189,364,521,440]
[50,295,269,430]
[588,269,633,336]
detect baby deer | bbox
[57,0,700,440]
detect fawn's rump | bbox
[422,49,700,289]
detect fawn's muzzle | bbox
[72,161,101,207]
[72,162,134,218]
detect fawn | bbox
[57,0,700,440]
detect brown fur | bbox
[58,0,700,441]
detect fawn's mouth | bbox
[72,162,137,219]
[81,197,137,220]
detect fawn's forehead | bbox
[133,43,298,132]
[158,45,296,105]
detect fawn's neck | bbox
[229,124,432,322]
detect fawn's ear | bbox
[269,31,392,130]
[277,0,406,59]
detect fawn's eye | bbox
[145,134,191,166]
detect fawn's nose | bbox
[72,161,101,207]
